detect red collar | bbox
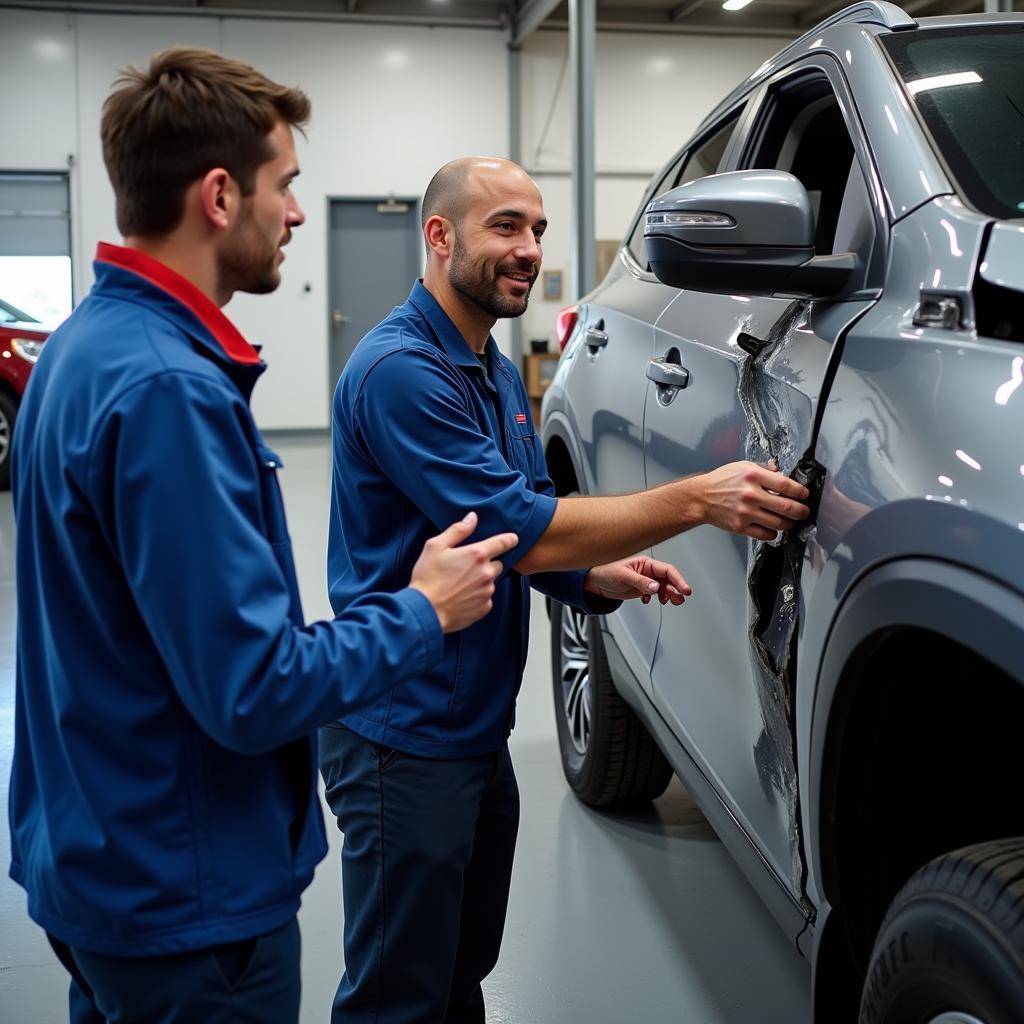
[95,242,262,366]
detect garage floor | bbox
[0,436,811,1023]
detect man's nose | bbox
[287,195,306,229]
[514,231,541,264]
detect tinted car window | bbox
[882,25,1024,219]
[626,111,741,270]
[744,71,870,256]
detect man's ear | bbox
[197,168,237,231]
[423,215,453,260]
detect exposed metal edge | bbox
[0,0,503,30]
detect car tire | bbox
[858,837,1024,1024]
[550,597,672,807]
[0,390,17,490]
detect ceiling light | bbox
[722,0,755,10]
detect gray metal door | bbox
[328,198,420,401]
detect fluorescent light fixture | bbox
[723,0,755,10]
[907,71,982,96]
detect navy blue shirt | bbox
[9,246,442,956]
[329,281,614,758]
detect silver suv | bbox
[540,4,1024,1021]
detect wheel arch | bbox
[542,413,585,497]
[806,558,1024,1021]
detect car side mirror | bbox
[644,170,858,299]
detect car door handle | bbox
[584,327,608,351]
[645,358,690,389]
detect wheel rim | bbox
[0,407,9,466]
[560,604,591,755]
[926,1014,987,1024]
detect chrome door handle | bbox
[645,358,690,389]
[584,327,608,351]
[332,309,353,333]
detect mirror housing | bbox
[644,170,857,298]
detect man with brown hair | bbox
[8,50,516,1024]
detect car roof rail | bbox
[807,1,917,34]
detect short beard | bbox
[449,233,534,320]
[217,202,280,300]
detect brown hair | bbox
[101,47,310,237]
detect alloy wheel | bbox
[560,604,591,755]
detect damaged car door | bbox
[644,61,884,904]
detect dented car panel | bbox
[645,286,877,899]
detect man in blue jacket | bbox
[324,156,810,1023]
[9,53,518,1024]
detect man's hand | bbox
[695,461,810,541]
[584,555,692,605]
[409,512,518,633]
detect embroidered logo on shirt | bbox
[514,413,528,424]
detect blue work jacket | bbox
[328,281,615,759]
[9,244,441,957]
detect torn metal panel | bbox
[737,298,824,909]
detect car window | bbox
[882,25,1024,220]
[743,71,872,258]
[0,299,37,324]
[626,111,742,270]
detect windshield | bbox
[882,25,1024,220]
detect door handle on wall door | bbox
[332,309,353,334]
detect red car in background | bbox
[0,297,50,489]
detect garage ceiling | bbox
[10,0,996,39]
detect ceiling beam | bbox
[670,0,706,22]
[346,0,357,11]
[511,0,564,45]
[0,0,502,28]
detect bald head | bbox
[422,157,536,233]
[420,156,546,335]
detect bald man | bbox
[321,158,809,1023]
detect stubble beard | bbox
[217,202,282,299]
[449,233,535,320]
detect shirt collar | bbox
[407,279,498,371]
[94,242,262,366]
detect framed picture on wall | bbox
[542,269,563,302]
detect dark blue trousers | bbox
[46,917,300,1024]
[319,724,520,1024]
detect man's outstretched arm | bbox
[514,461,810,576]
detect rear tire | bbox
[550,598,672,807]
[0,391,17,490]
[859,838,1024,1024]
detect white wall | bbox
[1,9,781,425]
[0,9,509,429]
[518,29,780,347]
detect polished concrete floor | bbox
[0,436,811,1023]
